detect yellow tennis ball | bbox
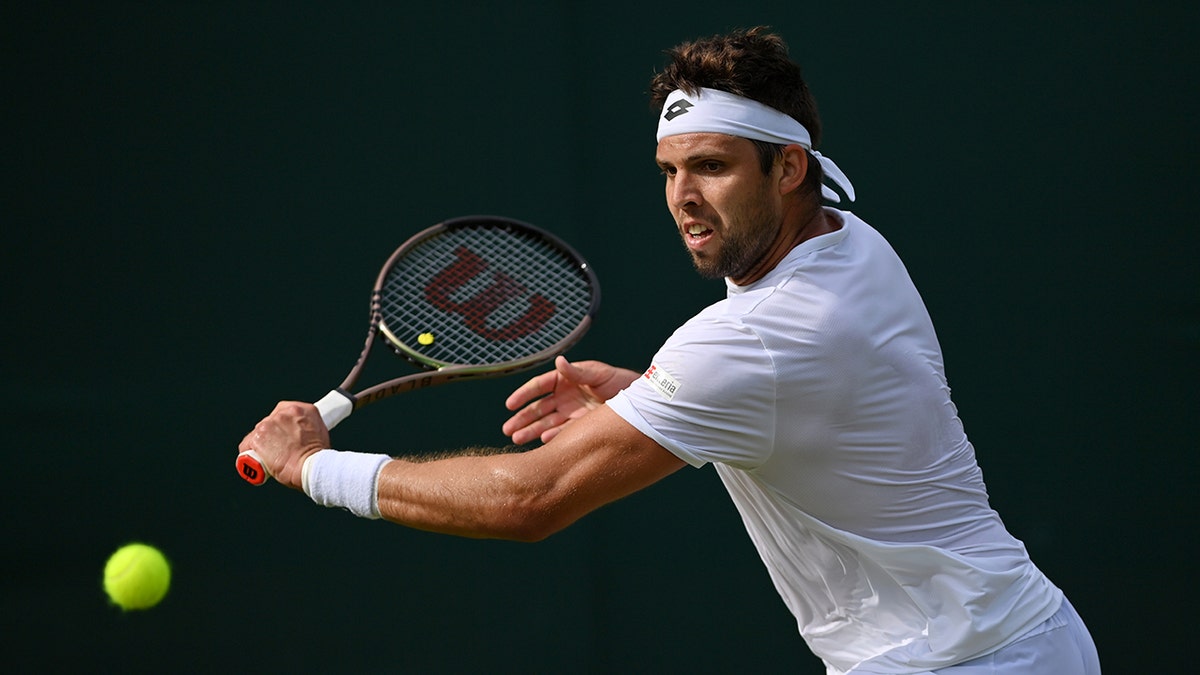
[103,543,171,610]
[417,332,435,345]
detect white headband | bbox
[656,87,855,203]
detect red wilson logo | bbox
[425,245,556,341]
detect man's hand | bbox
[238,401,331,489]
[502,356,641,444]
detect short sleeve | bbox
[607,314,777,469]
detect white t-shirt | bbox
[607,210,1061,674]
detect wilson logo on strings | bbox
[425,245,556,341]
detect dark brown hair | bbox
[650,27,823,193]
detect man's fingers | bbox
[553,355,577,378]
[501,395,553,436]
[510,411,567,446]
[505,369,558,410]
[556,356,606,387]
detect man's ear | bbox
[779,144,808,194]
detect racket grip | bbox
[236,450,271,486]
[314,389,354,430]
[236,391,352,486]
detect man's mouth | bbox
[684,221,713,239]
[682,221,715,253]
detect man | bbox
[240,27,1100,674]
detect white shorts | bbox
[930,597,1100,674]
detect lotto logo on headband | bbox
[663,99,693,121]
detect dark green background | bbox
[4,2,1196,672]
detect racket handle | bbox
[236,390,354,486]
[236,450,271,486]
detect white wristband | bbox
[301,450,392,519]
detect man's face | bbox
[655,133,782,283]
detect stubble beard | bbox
[687,189,780,281]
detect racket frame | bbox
[238,215,600,485]
[327,215,599,421]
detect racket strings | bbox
[379,224,594,367]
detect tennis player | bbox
[241,27,1100,674]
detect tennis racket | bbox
[236,215,600,485]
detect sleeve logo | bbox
[643,363,680,401]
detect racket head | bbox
[373,215,600,376]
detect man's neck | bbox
[730,198,835,286]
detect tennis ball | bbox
[103,543,171,610]
[417,332,435,345]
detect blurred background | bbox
[4,2,1195,672]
